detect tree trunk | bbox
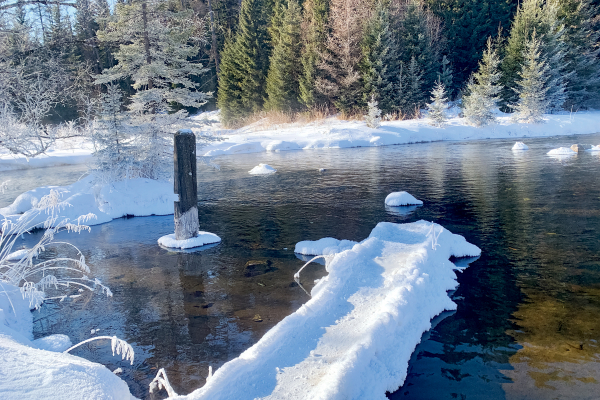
[174,130,199,240]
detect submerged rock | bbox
[243,260,277,277]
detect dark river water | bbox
[4,133,600,399]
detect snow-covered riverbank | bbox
[2,110,599,171]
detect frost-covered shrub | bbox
[365,95,382,129]
[0,190,112,309]
[426,80,448,127]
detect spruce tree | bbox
[426,79,448,127]
[265,0,303,111]
[361,0,398,115]
[462,37,503,126]
[365,94,382,128]
[397,57,424,117]
[438,55,454,99]
[511,32,551,123]
[217,38,246,125]
[299,0,329,107]
[317,0,368,114]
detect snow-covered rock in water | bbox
[0,176,178,229]
[0,282,135,399]
[385,191,423,206]
[178,220,480,400]
[547,147,577,155]
[587,145,600,151]
[158,231,221,249]
[248,163,277,175]
[512,142,529,150]
[294,237,357,256]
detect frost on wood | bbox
[150,368,178,398]
[174,206,199,241]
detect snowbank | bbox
[0,137,93,171]
[158,231,222,249]
[294,237,358,256]
[547,147,577,155]
[249,163,277,175]
[0,176,177,228]
[176,220,480,400]
[589,145,600,151]
[0,282,136,399]
[385,191,423,206]
[512,141,529,150]
[200,111,600,158]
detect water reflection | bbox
[9,132,599,399]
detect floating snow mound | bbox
[249,163,277,175]
[547,147,577,155]
[588,145,600,151]
[179,220,480,400]
[385,191,423,206]
[158,231,221,249]
[294,237,358,256]
[5,249,29,261]
[512,141,529,150]
[0,282,135,399]
[0,176,178,229]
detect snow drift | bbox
[158,231,222,249]
[547,147,577,155]
[249,163,277,175]
[0,282,136,400]
[175,220,480,400]
[294,238,358,256]
[512,142,529,150]
[0,175,177,228]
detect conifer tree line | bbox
[0,0,598,135]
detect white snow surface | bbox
[547,147,577,155]
[588,145,600,151]
[5,249,29,261]
[0,176,177,228]
[158,231,222,249]
[512,142,529,150]
[0,282,136,399]
[249,163,277,175]
[3,111,600,171]
[294,237,358,256]
[175,220,481,400]
[385,192,423,206]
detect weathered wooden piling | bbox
[174,129,199,240]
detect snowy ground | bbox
[173,220,480,400]
[0,282,136,400]
[1,110,599,172]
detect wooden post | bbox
[174,129,199,240]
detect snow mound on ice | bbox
[249,163,277,175]
[294,237,357,256]
[512,141,529,150]
[385,191,423,206]
[158,232,222,249]
[0,176,177,229]
[547,147,576,155]
[179,220,480,400]
[0,282,135,399]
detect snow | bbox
[294,237,358,256]
[158,231,222,249]
[5,249,29,261]
[0,176,177,228]
[249,163,277,175]
[0,282,136,399]
[588,145,600,151]
[175,220,480,400]
[512,141,529,150]
[0,136,93,171]
[385,192,423,206]
[547,147,577,155]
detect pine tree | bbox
[365,94,382,128]
[558,0,600,109]
[299,0,329,107]
[317,0,369,114]
[265,0,303,111]
[361,0,398,115]
[511,32,550,123]
[217,38,246,125]
[397,56,424,116]
[426,79,448,127]
[425,0,518,87]
[438,55,454,99]
[462,37,503,126]
[393,0,442,94]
